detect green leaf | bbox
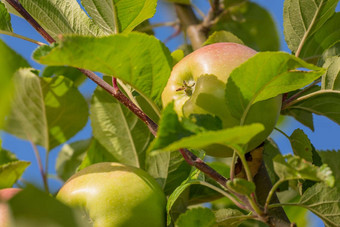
[56,139,91,181]
[0,147,17,164]
[227,178,255,196]
[0,1,12,32]
[298,183,340,227]
[213,2,279,51]
[33,33,172,108]
[283,109,314,131]
[289,129,313,162]
[273,154,334,187]
[77,138,117,171]
[203,31,244,46]
[81,0,157,34]
[322,56,340,90]
[167,0,191,4]
[19,0,105,39]
[0,161,30,189]
[0,40,29,128]
[284,90,340,125]
[226,52,324,120]
[299,13,340,61]
[283,0,338,55]
[175,207,216,227]
[318,150,340,189]
[215,208,250,227]
[42,66,87,87]
[263,139,282,186]
[90,84,151,168]
[171,49,185,66]
[9,185,90,227]
[5,69,88,150]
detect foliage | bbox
[0,0,339,226]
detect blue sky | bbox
[1,1,339,226]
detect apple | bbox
[57,162,166,227]
[0,188,21,227]
[162,42,281,156]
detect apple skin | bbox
[0,188,21,227]
[57,162,166,227]
[162,42,281,157]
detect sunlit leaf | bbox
[19,0,105,39]
[298,183,340,227]
[33,33,172,108]
[0,1,12,32]
[81,0,157,33]
[176,207,216,227]
[273,154,334,187]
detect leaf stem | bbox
[281,79,320,110]
[237,150,253,182]
[179,148,229,187]
[230,150,237,180]
[264,179,285,213]
[28,139,49,193]
[0,30,46,46]
[274,127,290,140]
[198,181,247,210]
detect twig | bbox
[28,136,49,193]
[179,149,228,187]
[0,30,46,46]
[281,79,320,110]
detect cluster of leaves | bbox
[0,0,339,226]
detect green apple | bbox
[57,162,166,227]
[162,42,281,157]
[0,188,21,227]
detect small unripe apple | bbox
[0,188,21,227]
[162,43,281,156]
[57,162,166,227]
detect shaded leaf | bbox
[298,183,340,227]
[273,154,334,187]
[9,185,90,227]
[0,146,17,164]
[81,0,157,33]
[0,161,30,189]
[283,108,314,131]
[176,207,216,227]
[77,138,117,171]
[42,66,87,87]
[19,0,105,39]
[0,40,29,128]
[33,33,172,108]
[213,2,279,51]
[318,150,340,189]
[290,129,313,162]
[263,139,282,186]
[215,208,249,227]
[284,90,340,125]
[227,178,255,196]
[203,31,244,46]
[56,139,91,181]
[0,1,12,32]
[90,84,151,168]
[283,0,338,55]
[5,69,88,150]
